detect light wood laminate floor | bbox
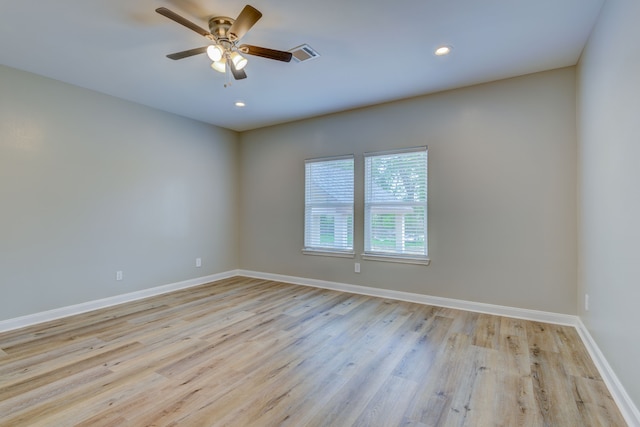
[0,277,626,426]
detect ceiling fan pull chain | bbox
[224,61,232,88]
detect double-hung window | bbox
[364,147,428,263]
[304,155,354,256]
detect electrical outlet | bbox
[116,270,123,281]
[585,293,590,311]
[355,262,360,273]
[196,258,202,268]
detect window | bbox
[304,156,354,256]
[364,147,428,262]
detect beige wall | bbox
[578,0,640,408]
[0,65,579,320]
[239,68,577,314]
[0,65,240,321]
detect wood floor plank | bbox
[27,371,169,427]
[0,336,105,380]
[391,314,454,381]
[153,349,304,424]
[526,321,560,353]
[122,363,248,426]
[0,341,144,401]
[571,375,623,427]
[0,277,627,426]
[403,331,470,424]
[552,325,602,379]
[0,365,112,420]
[472,313,501,350]
[352,375,419,427]
[530,348,584,425]
[456,346,500,426]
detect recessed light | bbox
[235,101,246,108]
[435,46,452,56]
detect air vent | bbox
[289,44,320,63]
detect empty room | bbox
[1,0,639,425]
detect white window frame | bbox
[303,155,355,258]
[363,147,429,265]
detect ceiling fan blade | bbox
[166,46,208,60]
[228,58,248,80]
[156,7,211,38]
[228,5,262,41]
[239,45,292,62]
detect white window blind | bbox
[304,156,354,254]
[364,147,428,259]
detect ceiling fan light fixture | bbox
[211,58,226,73]
[231,52,248,70]
[207,44,224,62]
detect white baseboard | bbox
[0,269,574,334]
[238,270,578,326]
[575,319,640,427]
[0,270,240,333]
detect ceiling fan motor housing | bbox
[208,17,234,41]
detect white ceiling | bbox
[0,0,604,132]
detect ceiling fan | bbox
[156,5,292,81]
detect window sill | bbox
[361,253,430,265]
[302,249,355,259]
